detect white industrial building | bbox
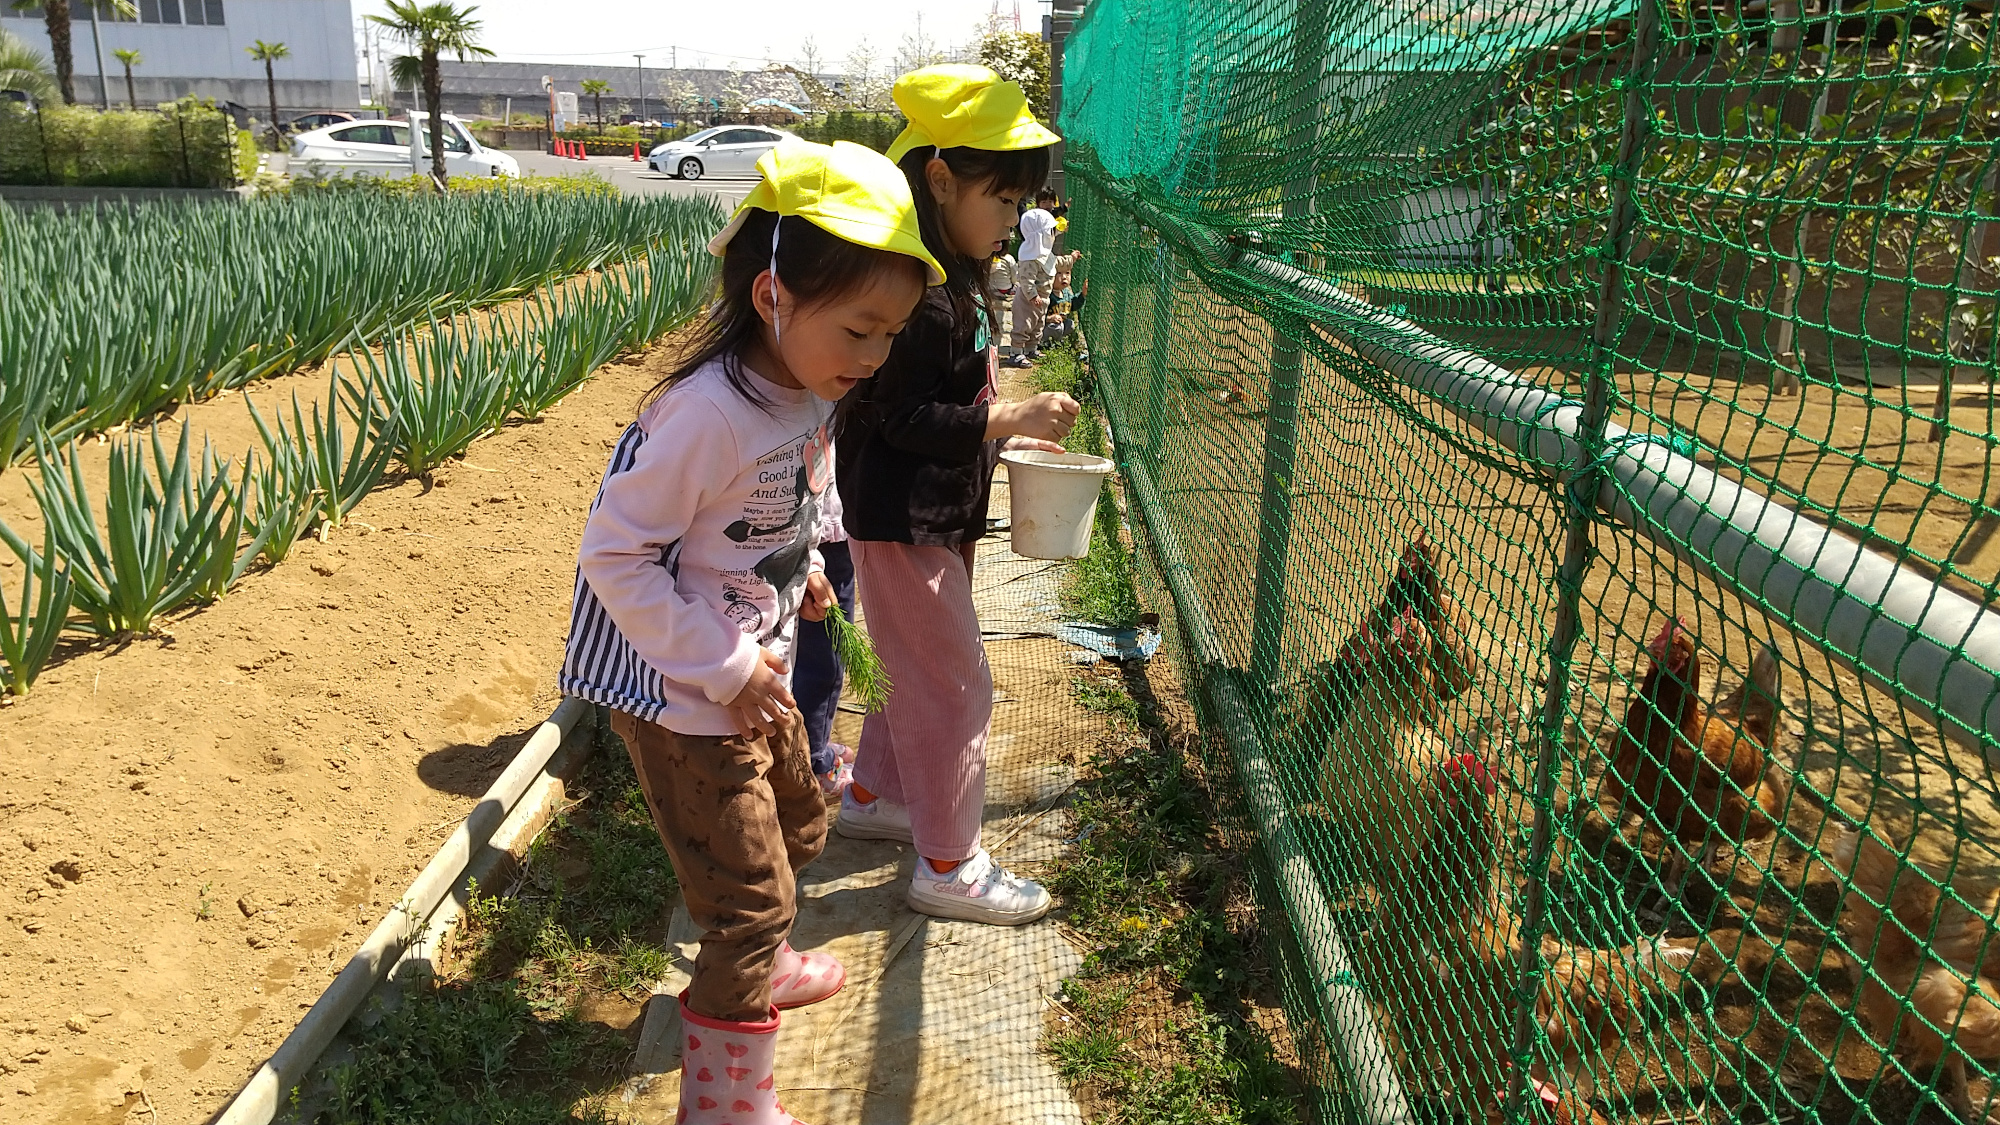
[2,0,357,115]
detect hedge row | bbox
[0,97,242,188]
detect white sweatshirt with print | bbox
[561,358,830,736]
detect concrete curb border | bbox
[213,697,597,1125]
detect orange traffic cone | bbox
[575,141,587,160]
[554,138,566,157]
[632,142,643,161]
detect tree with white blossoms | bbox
[657,75,698,123]
[718,62,748,114]
[842,37,887,109]
[797,35,821,79]
[978,30,1049,119]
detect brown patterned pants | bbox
[610,708,827,1023]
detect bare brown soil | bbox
[0,336,675,1124]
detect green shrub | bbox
[790,111,907,153]
[269,169,620,199]
[0,96,239,187]
[559,122,644,141]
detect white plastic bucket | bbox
[1001,450,1116,559]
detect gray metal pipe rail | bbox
[1096,177,2000,765]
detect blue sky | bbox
[348,0,1044,73]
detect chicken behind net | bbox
[1831,827,2000,1124]
[1298,533,1475,741]
[1424,755,1698,1125]
[1604,618,1790,916]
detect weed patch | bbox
[318,720,676,1124]
[1032,339,1298,1121]
[1046,660,1305,1123]
[1037,340,1141,628]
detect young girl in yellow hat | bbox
[835,64,1079,925]
[561,139,942,1125]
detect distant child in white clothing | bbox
[1006,186,1061,365]
[560,139,943,1125]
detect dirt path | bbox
[0,342,673,1124]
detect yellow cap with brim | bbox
[707,139,946,286]
[884,64,1061,164]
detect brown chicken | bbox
[1830,828,2000,1123]
[1301,533,1473,740]
[1320,605,1691,1124]
[1605,618,1788,908]
[1427,759,1698,1125]
[1317,601,1478,923]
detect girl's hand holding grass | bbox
[800,572,836,623]
[727,649,796,739]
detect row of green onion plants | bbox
[0,238,717,696]
[0,185,724,466]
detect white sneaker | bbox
[836,789,914,843]
[907,848,1052,925]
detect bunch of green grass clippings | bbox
[824,604,892,713]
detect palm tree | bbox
[9,0,74,103]
[0,27,57,105]
[368,0,492,189]
[111,46,138,108]
[580,78,609,134]
[246,40,288,148]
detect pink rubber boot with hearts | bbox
[677,995,807,1125]
[771,941,845,1010]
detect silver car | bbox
[291,113,520,179]
[647,126,795,180]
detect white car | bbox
[290,113,520,179]
[648,126,795,180]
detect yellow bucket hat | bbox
[884,64,1061,164]
[708,138,945,285]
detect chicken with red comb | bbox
[1604,618,1788,918]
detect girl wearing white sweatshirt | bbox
[560,140,942,1125]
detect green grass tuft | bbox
[824,604,892,713]
[1034,340,1141,629]
[1046,665,1303,1124]
[319,720,677,1124]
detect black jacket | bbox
[837,288,998,548]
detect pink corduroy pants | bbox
[847,538,990,863]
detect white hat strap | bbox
[770,214,783,343]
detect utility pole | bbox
[1046,1,1086,204]
[354,19,369,107]
[635,54,645,125]
[88,2,108,109]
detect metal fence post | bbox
[1249,0,1329,687]
[1142,238,1175,452]
[1767,0,1842,394]
[1101,202,1135,423]
[1929,148,1999,442]
[1502,0,1664,1119]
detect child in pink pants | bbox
[834,65,1077,925]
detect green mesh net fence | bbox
[1058,0,2000,1121]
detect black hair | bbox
[1035,187,1059,205]
[896,144,1053,342]
[644,209,928,412]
